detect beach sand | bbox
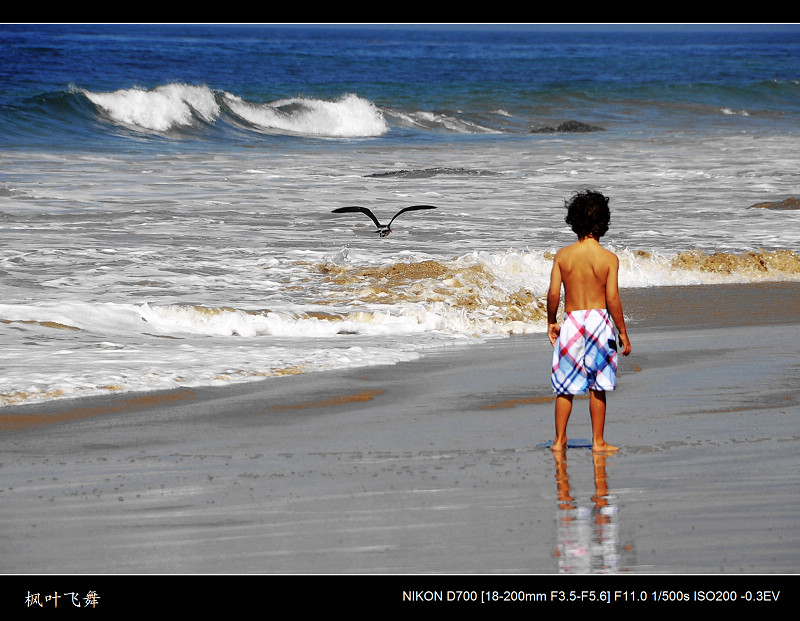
[1,283,799,583]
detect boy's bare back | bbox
[547,225,631,356]
[547,237,630,355]
[551,238,615,312]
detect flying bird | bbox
[331,205,437,237]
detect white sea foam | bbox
[224,92,389,137]
[81,84,389,138]
[83,84,221,132]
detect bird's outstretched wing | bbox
[387,205,437,228]
[332,206,382,229]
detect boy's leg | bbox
[552,394,574,451]
[589,390,619,453]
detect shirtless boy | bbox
[547,190,631,453]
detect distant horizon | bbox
[7,23,799,35]
[250,22,800,33]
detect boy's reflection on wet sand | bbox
[553,451,635,573]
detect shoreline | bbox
[1,281,799,576]
[3,280,799,423]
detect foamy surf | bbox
[224,92,389,137]
[82,84,221,133]
[80,84,388,137]
[3,247,799,407]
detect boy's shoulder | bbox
[594,242,619,261]
[554,240,580,257]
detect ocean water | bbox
[1,23,799,407]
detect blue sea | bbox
[2,23,799,407]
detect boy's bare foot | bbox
[551,439,567,452]
[592,441,619,453]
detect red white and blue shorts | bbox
[551,309,618,395]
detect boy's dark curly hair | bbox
[564,190,610,239]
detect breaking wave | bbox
[79,84,389,137]
[2,247,798,407]
[0,82,593,143]
[3,247,798,343]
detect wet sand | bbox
[1,283,799,586]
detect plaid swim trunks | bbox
[551,309,618,395]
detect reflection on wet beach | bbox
[553,451,635,573]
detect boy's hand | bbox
[619,333,632,356]
[548,322,561,346]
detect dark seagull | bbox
[332,205,437,237]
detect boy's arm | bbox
[547,258,562,346]
[605,254,631,355]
